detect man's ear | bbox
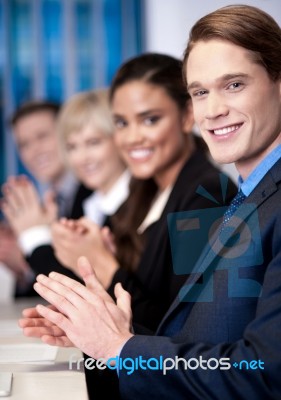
[182,100,194,134]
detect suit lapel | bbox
[161,150,212,215]
[157,164,280,335]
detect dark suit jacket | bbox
[119,157,281,399]
[23,184,92,281]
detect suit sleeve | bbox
[26,245,82,281]
[118,216,281,400]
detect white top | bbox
[82,169,131,225]
[18,225,53,256]
[137,185,173,234]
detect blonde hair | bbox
[57,89,114,143]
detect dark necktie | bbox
[163,190,247,337]
[221,189,246,230]
[55,192,67,218]
[161,303,191,336]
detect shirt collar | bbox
[54,170,79,199]
[98,169,131,215]
[137,185,173,234]
[49,170,79,217]
[83,169,131,224]
[239,144,281,196]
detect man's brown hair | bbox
[10,100,60,126]
[183,5,281,84]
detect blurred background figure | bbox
[1,89,130,293]
[8,100,91,219]
[56,88,129,228]
[0,100,92,300]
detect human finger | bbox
[43,190,58,222]
[1,198,19,225]
[47,267,114,305]
[46,267,118,332]
[34,304,81,347]
[114,282,132,318]
[13,176,36,209]
[7,176,31,208]
[78,218,100,234]
[34,276,84,317]
[101,226,117,254]
[21,322,73,346]
[35,272,106,313]
[77,256,115,303]
[41,335,73,347]
[35,304,72,335]
[60,218,78,231]
[2,182,22,213]
[21,304,57,319]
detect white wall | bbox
[143,0,281,182]
[143,0,281,58]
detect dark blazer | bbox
[119,157,281,400]
[109,148,237,332]
[23,184,92,282]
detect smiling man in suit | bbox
[20,5,281,399]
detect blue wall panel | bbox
[0,0,144,186]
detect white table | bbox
[0,298,88,399]
[0,263,15,303]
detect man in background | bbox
[0,100,91,297]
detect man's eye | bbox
[228,82,243,90]
[192,90,207,98]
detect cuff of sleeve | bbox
[18,225,52,256]
[116,336,134,377]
